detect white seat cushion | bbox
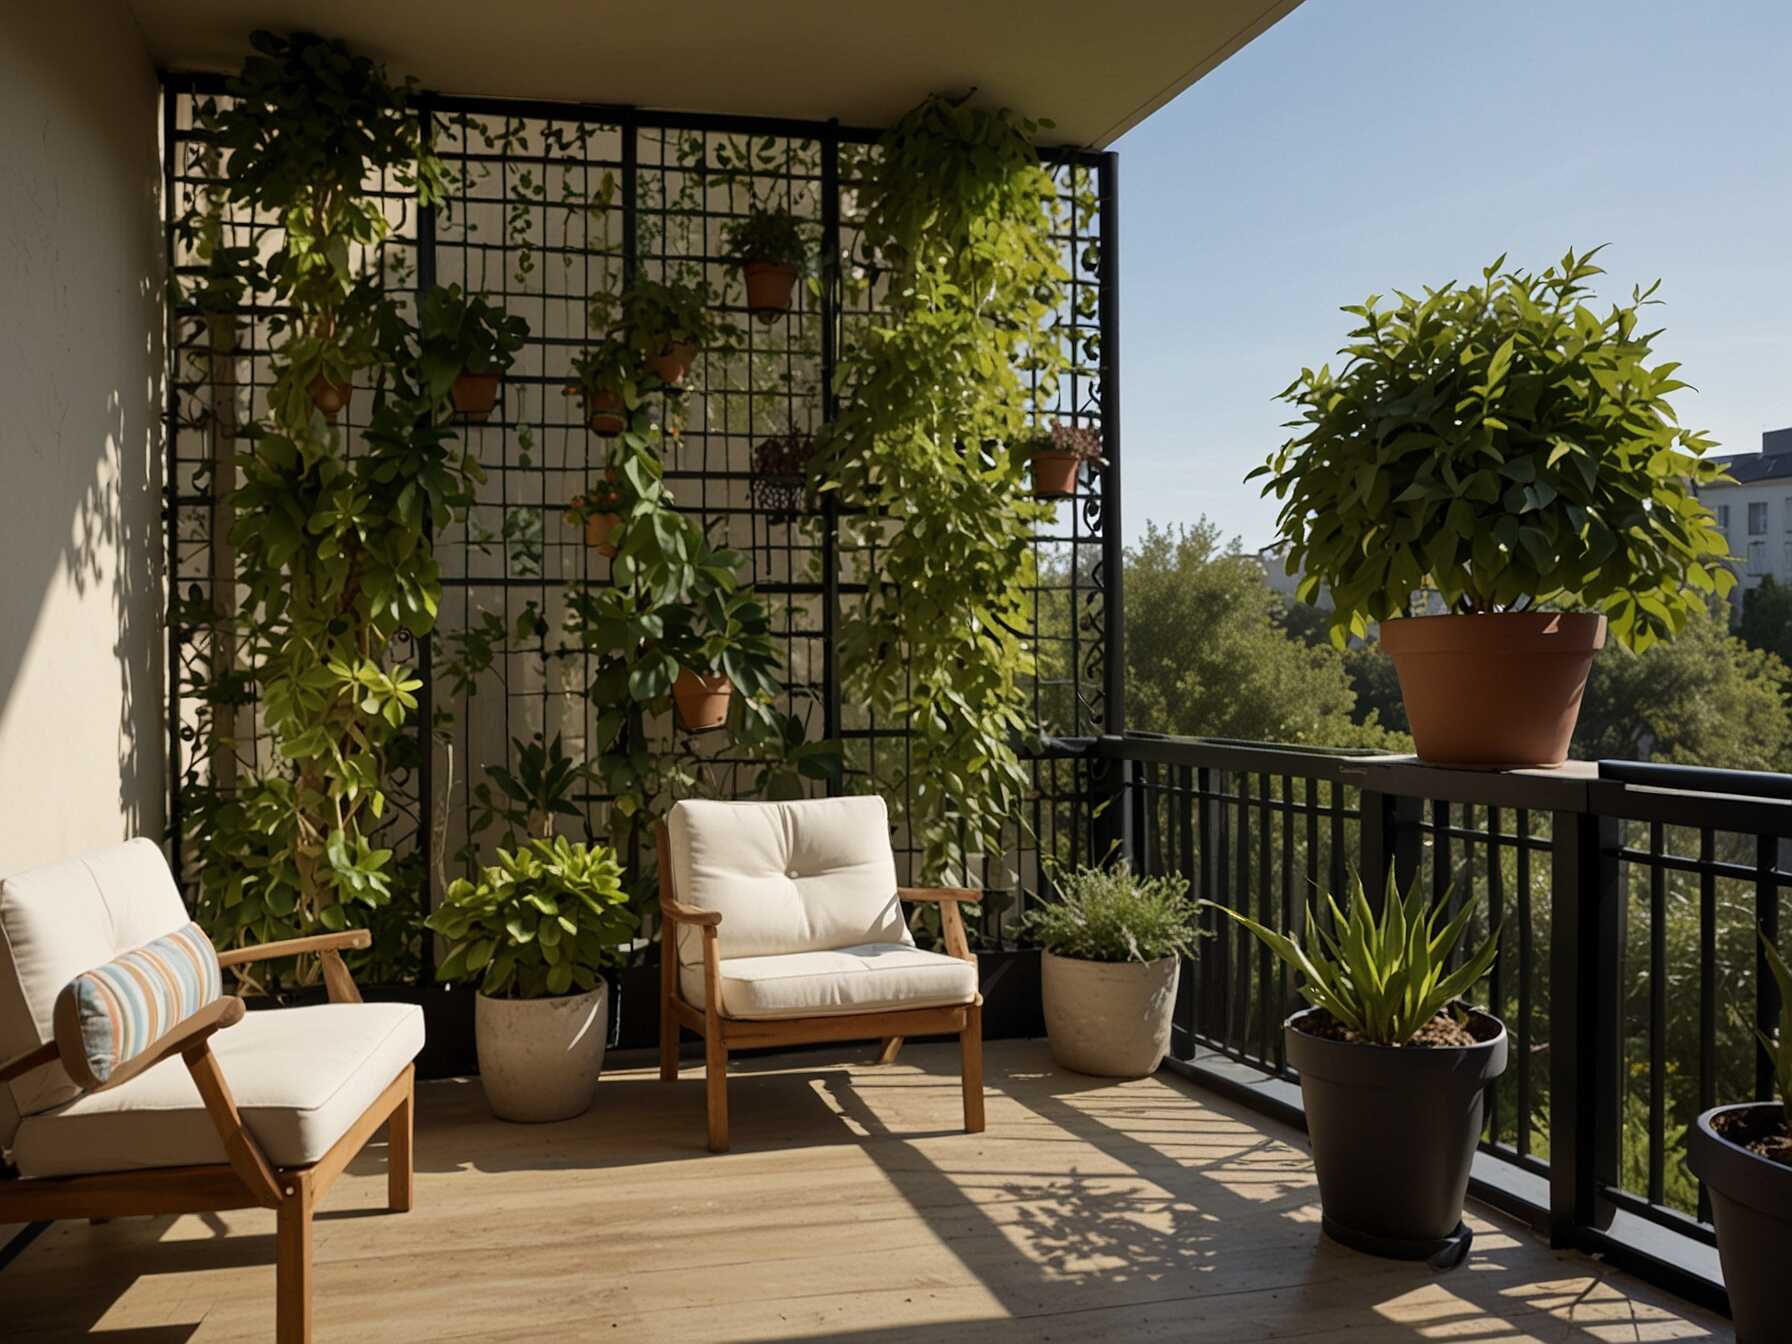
[667,797,911,977]
[12,1002,423,1177]
[681,944,977,1020]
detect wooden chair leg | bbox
[960,1002,985,1135]
[388,1068,414,1214]
[276,1181,315,1344]
[705,1030,730,1153]
[876,1036,904,1065]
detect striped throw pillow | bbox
[53,921,223,1089]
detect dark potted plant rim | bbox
[1688,1101,1791,1217]
[1285,1003,1508,1263]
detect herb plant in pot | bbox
[419,282,529,421]
[658,584,782,733]
[569,339,639,437]
[724,206,808,321]
[619,277,715,387]
[426,834,635,1123]
[1210,873,1505,1262]
[1687,932,1792,1342]
[1026,864,1200,1078]
[1251,248,1733,768]
[1023,421,1106,499]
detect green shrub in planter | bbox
[723,206,810,269]
[1025,864,1200,963]
[1252,247,1732,651]
[426,836,634,999]
[419,283,529,406]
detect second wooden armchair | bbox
[656,795,984,1151]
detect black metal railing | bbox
[1050,732,1791,1315]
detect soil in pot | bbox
[1381,612,1605,768]
[308,374,352,421]
[1030,450,1082,498]
[452,371,501,421]
[1041,951,1179,1078]
[742,261,798,320]
[475,983,608,1123]
[647,342,697,387]
[1688,1102,1792,1343]
[672,669,731,731]
[1287,1005,1507,1263]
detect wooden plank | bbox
[720,1002,971,1049]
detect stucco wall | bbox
[0,3,164,874]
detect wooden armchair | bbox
[0,840,422,1344]
[655,796,984,1152]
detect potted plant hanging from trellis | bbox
[1022,420,1106,498]
[1252,248,1734,768]
[569,338,640,437]
[419,283,530,422]
[618,277,717,387]
[568,471,625,557]
[725,206,809,321]
[750,427,817,523]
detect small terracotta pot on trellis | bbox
[570,473,624,558]
[1027,421,1105,499]
[647,342,698,387]
[308,374,352,421]
[672,669,732,731]
[575,386,626,437]
[743,262,799,320]
[1029,449,1082,498]
[452,372,501,422]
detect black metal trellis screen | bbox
[163,80,1122,979]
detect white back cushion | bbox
[667,796,910,969]
[0,838,189,1140]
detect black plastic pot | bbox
[1687,1102,1791,1343]
[1285,1005,1507,1263]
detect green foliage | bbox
[723,206,810,267]
[1117,522,1409,748]
[1758,932,1792,1110]
[1253,248,1733,652]
[746,702,845,801]
[418,284,528,398]
[569,338,644,404]
[425,837,634,998]
[1025,865,1202,964]
[1206,871,1501,1046]
[614,277,718,357]
[472,734,594,843]
[816,94,1064,882]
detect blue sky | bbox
[1114,0,1792,549]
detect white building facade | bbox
[1700,428,1792,603]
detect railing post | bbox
[1090,737,1133,870]
[1358,785,1420,901]
[1548,808,1622,1246]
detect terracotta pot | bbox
[452,371,501,421]
[672,669,732,731]
[743,261,798,320]
[647,341,697,387]
[308,374,352,421]
[1042,951,1179,1078]
[583,510,620,557]
[1030,449,1082,498]
[474,984,607,1124]
[1381,612,1606,768]
[586,388,626,437]
[1688,1102,1792,1343]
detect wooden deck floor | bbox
[4,1040,1731,1342]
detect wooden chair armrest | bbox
[898,887,981,904]
[0,1039,56,1084]
[660,900,722,928]
[215,929,372,967]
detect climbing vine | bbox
[818,96,1067,883]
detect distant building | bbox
[1700,428,1792,604]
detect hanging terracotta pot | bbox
[1381,612,1606,768]
[452,372,501,421]
[1030,449,1081,498]
[581,506,621,557]
[742,262,799,321]
[672,669,732,731]
[647,342,697,387]
[585,388,626,437]
[308,374,352,421]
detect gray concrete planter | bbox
[474,982,608,1123]
[1042,951,1179,1078]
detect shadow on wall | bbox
[0,4,165,866]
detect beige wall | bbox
[0,2,164,874]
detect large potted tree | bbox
[1688,932,1792,1342]
[426,833,635,1123]
[1210,873,1505,1263]
[1251,248,1734,767]
[1026,865,1201,1078]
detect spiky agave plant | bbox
[1205,871,1501,1046]
[1758,932,1792,1112]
